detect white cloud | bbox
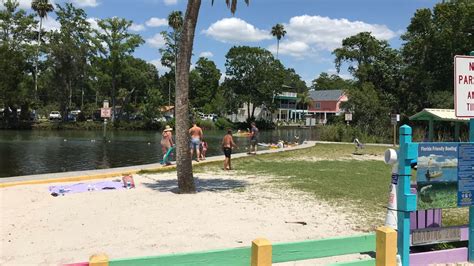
[42,16,60,32]
[71,0,99,7]
[199,51,213,58]
[146,33,166,48]
[150,58,170,74]
[164,0,177,5]
[285,15,396,52]
[16,0,56,9]
[203,17,271,43]
[145,17,167,27]
[268,41,310,58]
[130,23,145,32]
[86,17,103,32]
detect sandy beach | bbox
[1,168,371,265]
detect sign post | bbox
[345,112,352,125]
[391,114,400,147]
[101,100,111,141]
[455,53,474,261]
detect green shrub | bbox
[215,117,234,129]
[196,119,215,130]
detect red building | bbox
[308,90,348,124]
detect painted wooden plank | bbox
[63,263,89,266]
[109,247,251,266]
[271,234,375,263]
[410,211,417,230]
[410,225,468,245]
[418,210,426,229]
[410,247,467,266]
[328,258,375,266]
[427,209,434,227]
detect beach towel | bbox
[49,180,125,196]
[161,146,175,165]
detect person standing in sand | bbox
[189,122,203,162]
[160,125,174,165]
[248,122,259,155]
[222,128,238,170]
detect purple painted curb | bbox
[410,247,467,265]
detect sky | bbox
[14,0,440,86]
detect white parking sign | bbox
[454,55,474,118]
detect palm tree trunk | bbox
[276,39,279,59]
[35,17,43,102]
[175,0,201,193]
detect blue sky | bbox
[17,0,439,85]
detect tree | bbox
[159,11,183,106]
[271,23,286,59]
[297,90,312,111]
[95,17,144,121]
[225,46,285,120]
[401,0,474,112]
[31,0,54,101]
[174,0,249,193]
[0,0,37,127]
[46,3,95,119]
[189,57,221,111]
[311,72,353,91]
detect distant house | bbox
[160,105,174,118]
[274,91,298,121]
[308,90,348,124]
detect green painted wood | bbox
[329,258,375,266]
[109,246,251,266]
[272,234,375,263]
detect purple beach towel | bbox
[49,180,126,196]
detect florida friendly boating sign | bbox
[416,143,474,209]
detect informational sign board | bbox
[412,227,461,246]
[417,143,474,209]
[454,55,474,118]
[101,108,111,118]
[391,114,400,125]
[417,143,459,209]
[305,117,316,127]
[345,113,352,121]
[458,144,474,206]
[103,100,109,109]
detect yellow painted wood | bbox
[376,226,397,266]
[90,253,109,266]
[251,238,272,266]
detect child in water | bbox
[200,139,208,160]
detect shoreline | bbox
[0,141,317,187]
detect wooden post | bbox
[251,238,272,266]
[89,253,109,266]
[376,226,397,266]
[429,119,434,142]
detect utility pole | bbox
[168,82,171,107]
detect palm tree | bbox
[174,0,249,193]
[298,90,312,112]
[167,11,183,108]
[271,23,286,59]
[31,0,54,102]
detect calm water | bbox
[0,128,319,177]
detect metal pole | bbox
[103,118,107,141]
[393,124,396,146]
[168,82,171,107]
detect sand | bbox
[1,170,371,265]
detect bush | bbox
[196,119,215,130]
[214,117,234,130]
[319,123,389,143]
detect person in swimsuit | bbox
[160,125,174,165]
[222,128,238,170]
[189,122,203,162]
[248,122,259,155]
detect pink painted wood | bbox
[63,262,88,266]
[410,187,442,229]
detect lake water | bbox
[0,128,319,177]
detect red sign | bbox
[454,55,474,118]
[101,108,111,118]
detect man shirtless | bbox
[189,122,203,162]
[222,128,238,170]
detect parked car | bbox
[201,113,218,122]
[49,111,62,121]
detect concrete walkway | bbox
[0,141,317,187]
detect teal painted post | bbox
[397,125,417,266]
[469,119,474,261]
[467,51,474,261]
